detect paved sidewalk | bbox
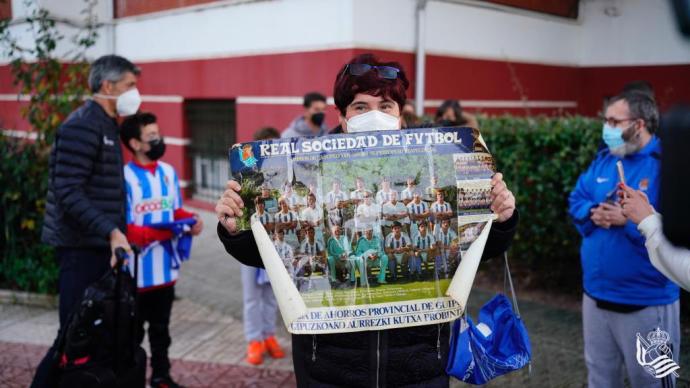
[0,298,294,387]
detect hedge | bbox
[0,135,56,293]
[480,115,601,292]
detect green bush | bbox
[479,115,602,293]
[0,0,98,294]
[0,135,56,292]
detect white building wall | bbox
[423,0,582,66]
[579,0,690,66]
[2,0,689,66]
[114,0,355,62]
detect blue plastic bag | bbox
[446,253,531,384]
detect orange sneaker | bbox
[263,336,285,359]
[246,340,264,365]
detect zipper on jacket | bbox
[376,331,381,388]
[437,323,442,360]
[311,335,317,362]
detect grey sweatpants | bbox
[241,264,278,342]
[583,293,680,388]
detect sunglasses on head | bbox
[343,64,400,79]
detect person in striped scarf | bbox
[120,112,204,387]
[411,221,436,280]
[434,218,458,278]
[384,221,412,282]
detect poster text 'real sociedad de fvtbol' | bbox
[229,127,497,334]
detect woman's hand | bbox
[215,180,244,234]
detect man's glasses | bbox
[603,116,637,127]
[343,64,400,79]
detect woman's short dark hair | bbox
[120,112,157,152]
[333,53,409,116]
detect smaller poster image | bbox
[456,179,494,219]
[453,152,495,181]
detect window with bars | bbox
[185,99,235,203]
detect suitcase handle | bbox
[114,246,141,269]
[113,244,141,373]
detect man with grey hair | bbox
[33,54,142,387]
[569,90,679,387]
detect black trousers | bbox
[137,285,175,378]
[31,246,112,388]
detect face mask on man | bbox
[602,122,641,157]
[311,112,325,126]
[602,123,626,150]
[347,110,400,133]
[95,88,142,116]
[145,138,166,160]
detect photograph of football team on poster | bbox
[230,127,498,333]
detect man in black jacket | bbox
[215,53,518,387]
[32,54,141,387]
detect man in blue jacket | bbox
[569,91,680,388]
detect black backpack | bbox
[55,247,145,388]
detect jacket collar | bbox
[131,159,159,175]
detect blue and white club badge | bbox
[635,327,680,379]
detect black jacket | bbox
[218,212,518,387]
[42,100,126,248]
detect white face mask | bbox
[95,88,142,116]
[346,110,400,133]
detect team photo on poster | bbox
[230,127,498,333]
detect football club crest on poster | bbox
[239,143,258,167]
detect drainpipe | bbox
[108,1,116,53]
[414,0,427,117]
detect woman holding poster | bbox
[216,54,518,387]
